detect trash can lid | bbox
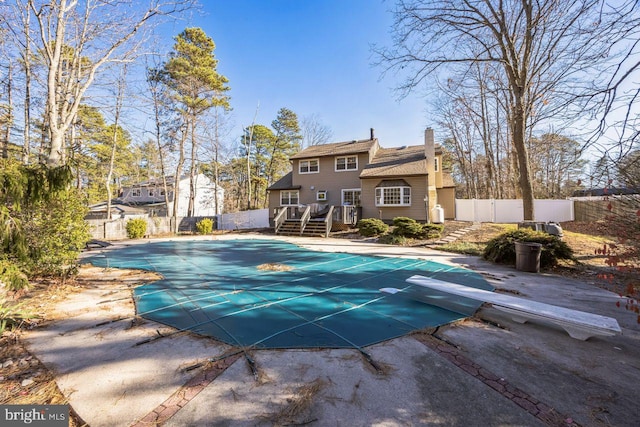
[515,241,542,248]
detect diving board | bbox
[396,275,622,340]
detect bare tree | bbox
[201,105,233,215]
[0,61,13,160]
[1,1,35,163]
[378,0,636,220]
[146,64,172,219]
[105,65,127,220]
[23,0,193,167]
[301,113,333,147]
[243,103,259,210]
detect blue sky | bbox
[166,0,431,148]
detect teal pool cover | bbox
[85,239,493,349]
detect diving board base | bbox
[401,275,622,341]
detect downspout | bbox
[425,174,430,224]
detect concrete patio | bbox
[24,234,640,426]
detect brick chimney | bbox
[425,128,438,217]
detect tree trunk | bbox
[1,63,11,159]
[187,115,196,217]
[213,109,220,215]
[512,96,535,220]
[172,124,187,232]
[22,6,32,164]
[156,119,170,219]
[106,67,126,220]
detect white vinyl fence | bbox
[217,209,269,230]
[455,199,574,223]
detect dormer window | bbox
[131,188,141,197]
[335,155,358,171]
[299,159,319,174]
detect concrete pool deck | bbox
[24,234,640,426]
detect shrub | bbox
[392,217,424,238]
[0,259,29,291]
[126,218,147,239]
[422,223,444,239]
[1,160,89,278]
[196,218,214,235]
[357,218,389,237]
[391,217,444,239]
[483,228,574,268]
[23,188,91,276]
[0,299,33,335]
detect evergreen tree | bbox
[161,27,230,218]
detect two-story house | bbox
[88,173,224,219]
[267,128,455,236]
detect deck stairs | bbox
[277,219,328,237]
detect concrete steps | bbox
[431,222,481,245]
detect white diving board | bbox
[389,275,622,341]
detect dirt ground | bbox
[1,221,636,426]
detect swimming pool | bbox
[85,239,493,349]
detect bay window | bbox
[375,186,411,206]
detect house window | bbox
[335,155,358,171]
[299,159,319,174]
[434,157,439,172]
[317,190,327,201]
[160,189,166,196]
[280,190,299,205]
[148,188,155,197]
[342,189,361,206]
[131,188,141,197]
[375,186,411,206]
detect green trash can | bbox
[515,241,542,273]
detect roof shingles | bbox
[290,139,377,159]
[267,172,301,191]
[360,145,427,178]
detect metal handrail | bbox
[299,206,311,235]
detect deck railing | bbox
[275,205,357,236]
[299,206,311,235]
[323,205,335,237]
[273,207,288,233]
